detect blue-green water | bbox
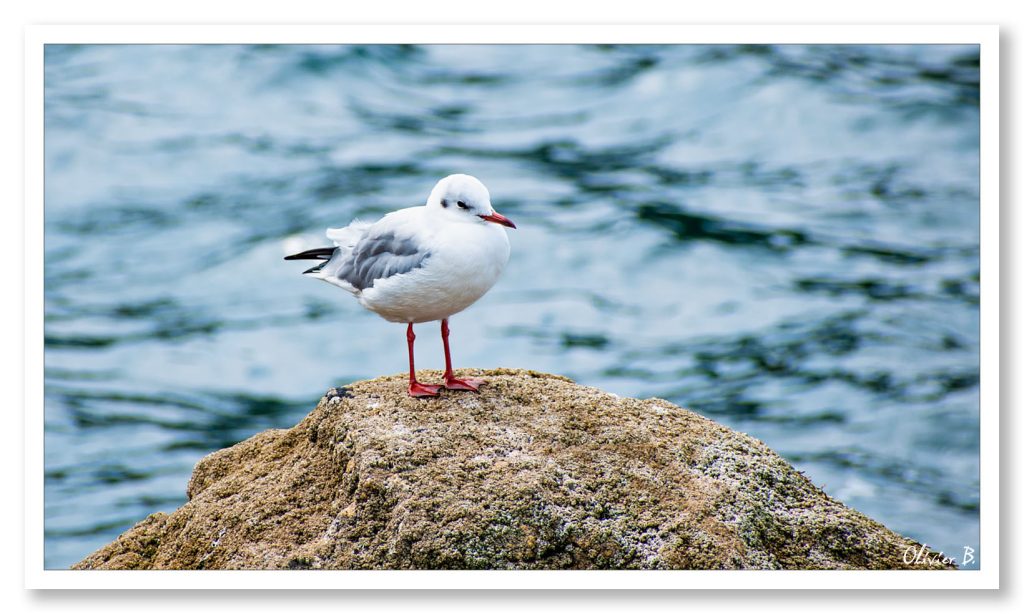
[44,44,981,569]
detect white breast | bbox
[358,222,510,323]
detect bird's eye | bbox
[457,201,469,209]
[440,199,449,208]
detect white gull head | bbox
[427,174,516,228]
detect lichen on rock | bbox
[73,369,955,570]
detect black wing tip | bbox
[284,247,336,261]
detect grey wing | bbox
[335,230,431,291]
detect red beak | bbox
[479,211,517,229]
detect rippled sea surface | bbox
[44,44,981,569]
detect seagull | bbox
[285,174,516,398]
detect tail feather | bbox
[326,221,371,248]
[286,222,370,295]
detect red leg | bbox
[441,318,485,392]
[407,323,440,398]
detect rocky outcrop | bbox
[74,369,954,570]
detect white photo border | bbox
[24,24,999,590]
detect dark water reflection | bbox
[44,44,980,568]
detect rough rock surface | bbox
[74,369,955,570]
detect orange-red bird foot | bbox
[444,376,485,392]
[408,381,442,397]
